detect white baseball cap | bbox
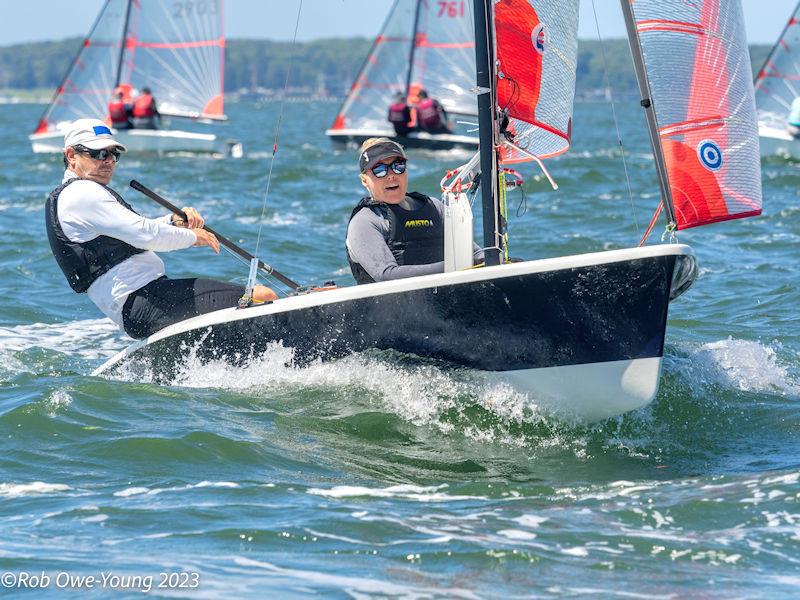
[63,118,127,152]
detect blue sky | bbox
[0,1,794,46]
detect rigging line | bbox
[590,0,639,240]
[253,0,304,262]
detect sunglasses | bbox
[371,159,407,178]
[73,144,121,163]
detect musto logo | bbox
[697,140,723,171]
[405,219,433,228]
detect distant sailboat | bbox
[754,1,800,159]
[30,0,241,156]
[326,0,479,150]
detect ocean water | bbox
[1,99,798,598]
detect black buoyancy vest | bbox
[45,178,146,293]
[347,192,444,284]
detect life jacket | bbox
[347,192,444,284]
[45,178,146,293]
[417,98,443,131]
[388,102,411,125]
[108,100,129,125]
[132,93,156,118]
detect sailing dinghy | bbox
[754,1,800,159]
[326,0,479,150]
[30,0,241,157]
[94,0,762,423]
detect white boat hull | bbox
[498,357,662,423]
[30,128,242,157]
[758,124,800,159]
[93,245,696,423]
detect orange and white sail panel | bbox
[494,0,578,163]
[628,0,762,230]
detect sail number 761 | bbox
[437,1,465,18]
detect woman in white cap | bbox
[345,137,482,284]
[45,118,277,339]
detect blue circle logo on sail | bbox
[531,24,547,55]
[697,140,723,171]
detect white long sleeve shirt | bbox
[56,170,197,327]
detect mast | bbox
[619,0,677,226]
[473,0,501,266]
[114,0,134,88]
[404,0,424,98]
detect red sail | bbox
[494,0,578,163]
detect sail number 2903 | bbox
[171,1,218,19]
[437,1,466,18]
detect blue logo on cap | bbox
[93,125,112,136]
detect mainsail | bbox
[34,0,226,135]
[754,2,800,130]
[329,0,476,133]
[494,0,579,162]
[623,0,762,230]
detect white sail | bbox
[34,0,226,135]
[329,0,476,134]
[119,0,226,120]
[754,2,800,131]
[34,1,127,134]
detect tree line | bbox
[0,37,771,97]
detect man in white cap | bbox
[46,118,277,339]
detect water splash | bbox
[669,337,799,397]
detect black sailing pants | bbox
[121,277,244,339]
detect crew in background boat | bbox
[131,87,160,129]
[387,91,412,137]
[46,118,278,339]
[346,138,482,284]
[108,89,132,130]
[415,89,451,134]
[789,97,800,138]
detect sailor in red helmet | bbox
[415,89,451,135]
[387,91,412,137]
[131,87,160,129]
[108,89,132,130]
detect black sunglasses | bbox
[73,144,121,163]
[371,159,407,178]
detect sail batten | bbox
[625,0,762,231]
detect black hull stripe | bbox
[118,254,681,376]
